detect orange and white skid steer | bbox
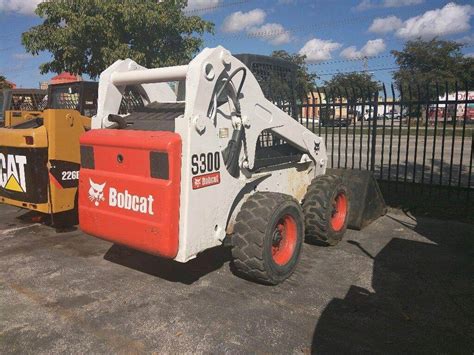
[78,46,351,284]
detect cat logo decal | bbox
[0,153,27,193]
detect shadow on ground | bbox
[104,244,232,285]
[311,212,474,353]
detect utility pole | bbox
[363,56,369,73]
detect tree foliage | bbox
[22,0,214,78]
[392,38,474,93]
[271,50,317,99]
[323,72,381,101]
[0,75,13,90]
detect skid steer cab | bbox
[0,81,98,227]
[79,46,351,285]
[1,88,47,127]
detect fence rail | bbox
[296,82,473,214]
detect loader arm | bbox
[93,46,327,174]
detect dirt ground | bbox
[0,204,473,354]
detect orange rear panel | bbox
[79,129,181,259]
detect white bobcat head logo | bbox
[88,179,106,206]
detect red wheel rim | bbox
[330,192,348,232]
[271,215,297,266]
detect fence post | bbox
[370,90,379,172]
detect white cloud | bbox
[248,23,291,45]
[222,8,290,46]
[340,39,386,59]
[299,38,342,63]
[355,0,423,11]
[456,34,474,45]
[13,53,33,60]
[185,0,220,13]
[369,15,403,34]
[222,9,266,33]
[465,53,474,58]
[0,0,42,15]
[396,3,473,40]
[355,0,374,11]
[383,0,423,8]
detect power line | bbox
[209,1,460,41]
[306,43,474,66]
[183,0,254,14]
[209,13,377,41]
[0,45,20,52]
[317,66,399,76]
[309,54,394,66]
[0,0,254,40]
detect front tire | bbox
[230,192,304,285]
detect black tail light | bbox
[80,145,95,169]
[150,151,169,180]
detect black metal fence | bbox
[298,82,474,218]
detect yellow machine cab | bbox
[1,88,47,127]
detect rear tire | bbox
[302,174,349,246]
[230,192,304,285]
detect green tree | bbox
[323,72,381,100]
[0,75,13,90]
[22,0,214,78]
[271,50,317,99]
[391,38,474,94]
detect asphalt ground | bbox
[0,204,473,353]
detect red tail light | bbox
[24,136,34,145]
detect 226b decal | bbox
[191,152,220,175]
[49,160,81,189]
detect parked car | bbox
[320,117,351,127]
[379,111,401,119]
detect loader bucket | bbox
[327,169,387,230]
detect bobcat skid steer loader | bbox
[79,46,350,284]
[0,81,98,227]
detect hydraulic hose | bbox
[222,125,244,178]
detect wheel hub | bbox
[271,215,298,266]
[330,192,348,232]
[272,228,283,245]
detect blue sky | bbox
[0,0,473,88]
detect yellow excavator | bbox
[1,88,47,127]
[0,81,98,226]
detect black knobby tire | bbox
[230,192,304,285]
[302,174,350,246]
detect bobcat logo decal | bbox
[314,141,320,153]
[88,179,106,206]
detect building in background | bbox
[430,91,474,122]
[50,72,82,85]
[5,80,16,89]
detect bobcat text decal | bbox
[0,153,27,193]
[88,179,154,215]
